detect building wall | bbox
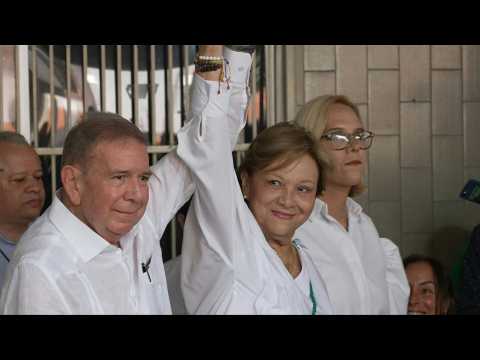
[296,45,480,270]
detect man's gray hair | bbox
[62,112,147,169]
[0,131,30,146]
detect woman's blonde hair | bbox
[293,95,365,197]
[239,122,326,196]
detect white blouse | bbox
[294,198,410,314]
[176,49,333,315]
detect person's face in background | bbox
[242,154,319,247]
[320,103,367,192]
[406,261,437,315]
[0,143,45,229]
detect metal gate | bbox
[0,44,281,261]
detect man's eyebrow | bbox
[419,281,435,287]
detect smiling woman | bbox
[176,45,333,314]
[404,254,455,315]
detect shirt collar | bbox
[346,197,364,217]
[0,233,15,247]
[48,190,113,263]
[312,197,364,220]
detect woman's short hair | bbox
[239,121,326,196]
[62,112,147,170]
[403,254,456,315]
[293,95,365,197]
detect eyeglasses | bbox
[320,130,375,151]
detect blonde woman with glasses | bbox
[293,96,410,314]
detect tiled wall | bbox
[300,45,480,270]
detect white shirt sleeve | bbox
[380,237,410,314]
[146,47,251,237]
[176,50,252,314]
[147,151,195,237]
[1,261,70,314]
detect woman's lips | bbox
[271,210,294,220]
[345,160,362,166]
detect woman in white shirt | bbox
[176,45,332,314]
[293,95,410,314]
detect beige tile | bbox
[433,136,464,201]
[401,233,434,258]
[369,136,400,201]
[402,168,432,203]
[401,169,433,234]
[433,201,465,231]
[304,71,336,102]
[432,45,461,69]
[369,201,402,248]
[368,70,400,135]
[464,102,480,166]
[402,201,433,233]
[358,104,368,129]
[463,45,480,101]
[336,45,367,103]
[400,45,431,102]
[400,102,431,168]
[304,45,335,71]
[367,45,399,69]
[432,70,462,135]
[432,201,470,271]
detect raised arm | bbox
[176,45,253,313]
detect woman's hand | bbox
[196,45,224,81]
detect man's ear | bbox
[61,165,83,206]
[240,172,250,200]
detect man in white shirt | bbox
[0,132,45,291]
[0,113,194,314]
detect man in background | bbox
[0,132,45,289]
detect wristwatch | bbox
[225,45,257,55]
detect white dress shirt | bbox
[176,48,333,315]
[294,198,410,315]
[0,152,194,314]
[164,256,187,315]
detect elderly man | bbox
[0,113,194,314]
[0,132,45,290]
